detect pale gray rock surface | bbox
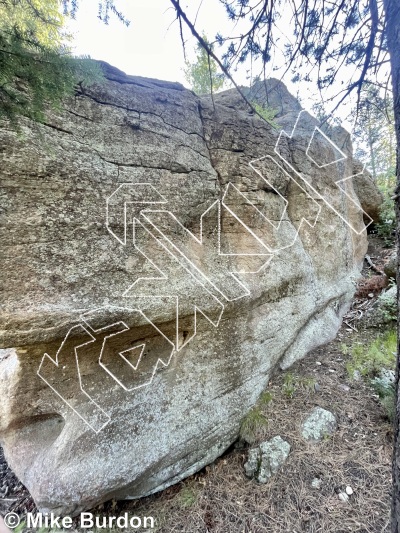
[384,249,397,279]
[0,62,376,514]
[258,436,291,483]
[244,436,291,483]
[244,448,260,479]
[307,122,383,224]
[352,166,384,223]
[301,407,337,441]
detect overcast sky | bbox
[67,1,228,84]
[67,0,371,129]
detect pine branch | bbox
[169,0,272,124]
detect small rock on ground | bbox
[311,478,322,489]
[301,407,337,441]
[244,436,291,484]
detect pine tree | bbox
[0,0,104,123]
[353,85,396,181]
[184,35,225,95]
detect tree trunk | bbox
[384,0,400,530]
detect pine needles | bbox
[0,0,104,123]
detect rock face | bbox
[352,164,384,223]
[0,63,376,514]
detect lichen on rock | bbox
[301,407,337,441]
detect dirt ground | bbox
[119,334,393,533]
[0,235,396,532]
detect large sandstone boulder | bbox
[0,63,374,515]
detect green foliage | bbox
[177,484,198,509]
[251,101,278,128]
[282,372,296,399]
[0,0,66,47]
[282,372,316,399]
[184,34,225,95]
[340,342,349,356]
[0,0,104,123]
[258,390,273,406]
[239,406,268,444]
[344,330,396,379]
[0,34,103,123]
[62,0,130,26]
[343,330,396,421]
[239,389,272,444]
[299,376,317,393]
[371,373,395,422]
[378,287,397,322]
[351,86,396,246]
[13,521,26,533]
[375,177,396,246]
[353,85,396,181]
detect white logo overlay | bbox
[37,111,372,433]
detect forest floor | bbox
[0,235,396,533]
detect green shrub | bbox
[281,372,316,399]
[299,375,317,393]
[378,287,397,322]
[177,485,198,509]
[258,390,273,406]
[282,372,297,398]
[375,178,396,246]
[371,370,395,422]
[239,406,268,444]
[250,101,278,128]
[343,329,396,420]
[345,329,396,378]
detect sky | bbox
[66,0,311,94]
[66,0,325,121]
[65,0,375,129]
[67,0,229,86]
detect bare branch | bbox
[169,0,272,123]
